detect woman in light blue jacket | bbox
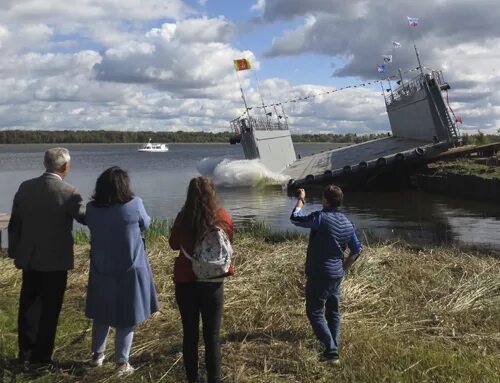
[85,166,158,377]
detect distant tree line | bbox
[461,131,500,146]
[0,130,497,145]
[0,130,230,144]
[291,132,390,143]
[0,130,390,144]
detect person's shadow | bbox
[0,359,87,381]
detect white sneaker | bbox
[116,362,135,377]
[89,352,105,367]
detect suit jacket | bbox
[8,173,86,271]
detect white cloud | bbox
[0,0,498,134]
[94,18,253,98]
[0,0,192,22]
[258,0,500,133]
[251,0,266,12]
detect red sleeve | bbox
[216,208,234,242]
[169,213,182,250]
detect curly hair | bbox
[179,177,218,243]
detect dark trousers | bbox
[175,282,224,383]
[18,270,67,363]
[305,277,342,358]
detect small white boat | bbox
[138,139,169,153]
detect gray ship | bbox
[229,67,461,191]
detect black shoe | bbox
[18,350,32,364]
[319,352,340,364]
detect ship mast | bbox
[414,43,424,75]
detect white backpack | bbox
[182,227,233,280]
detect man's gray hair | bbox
[44,147,71,172]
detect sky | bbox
[0,0,499,134]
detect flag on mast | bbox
[382,54,393,63]
[392,41,401,48]
[407,17,419,27]
[376,64,385,73]
[233,58,252,71]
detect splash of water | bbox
[197,157,289,187]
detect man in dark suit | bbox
[8,147,85,364]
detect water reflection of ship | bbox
[229,63,461,191]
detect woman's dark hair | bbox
[92,166,134,207]
[179,177,217,243]
[323,184,343,208]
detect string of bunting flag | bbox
[240,66,422,114]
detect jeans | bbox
[175,282,224,383]
[305,277,342,357]
[91,321,134,363]
[18,270,67,363]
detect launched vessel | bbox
[229,65,461,191]
[138,138,169,153]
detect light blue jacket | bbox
[85,196,158,327]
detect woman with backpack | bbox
[169,176,234,383]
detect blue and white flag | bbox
[382,54,393,63]
[392,41,401,48]
[407,16,419,27]
[376,64,385,73]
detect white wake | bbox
[197,157,289,187]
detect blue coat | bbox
[291,207,362,279]
[85,197,159,328]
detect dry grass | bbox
[0,231,499,382]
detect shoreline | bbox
[415,158,500,203]
[0,141,350,146]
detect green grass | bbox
[73,219,172,247]
[430,159,500,180]
[1,233,499,382]
[143,219,172,245]
[237,220,306,243]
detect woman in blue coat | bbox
[85,166,158,377]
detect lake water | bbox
[1,143,499,250]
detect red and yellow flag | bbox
[233,58,252,71]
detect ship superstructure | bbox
[229,68,461,190]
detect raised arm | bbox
[290,188,321,230]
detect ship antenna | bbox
[253,71,270,125]
[407,17,425,75]
[414,43,424,76]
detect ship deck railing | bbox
[385,70,446,106]
[230,116,289,134]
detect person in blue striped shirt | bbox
[290,185,362,363]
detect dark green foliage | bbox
[0,130,395,144]
[461,131,499,146]
[0,130,232,144]
[291,132,390,143]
